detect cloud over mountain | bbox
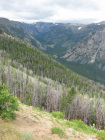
[0,0,104,23]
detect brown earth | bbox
[0,104,97,140]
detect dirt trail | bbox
[0,104,97,140]
[13,105,97,140]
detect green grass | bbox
[22,104,105,140]
[61,119,105,140]
[55,118,61,124]
[52,111,64,119]
[61,120,98,134]
[51,127,65,137]
[0,122,21,140]
[31,114,40,120]
[32,107,42,112]
[21,131,34,140]
[97,130,105,140]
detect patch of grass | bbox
[61,120,98,134]
[72,131,76,135]
[67,137,72,140]
[41,110,50,115]
[32,107,42,112]
[32,107,43,118]
[37,113,43,118]
[0,121,21,140]
[42,137,52,140]
[19,107,24,113]
[52,111,64,119]
[50,116,62,126]
[97,130,105,140]
[61,119,105,140]
[21,103,28,107]
[21,131,34,140]
[55,118,60,124]
[51,127,65,137]
[31,114,39,120]
[50,117,56,125]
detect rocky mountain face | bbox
[2,18,105,84]
[62,25,105,68]
[33,23,105,84]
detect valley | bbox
[14,20,105,84]
[0,18,105,140]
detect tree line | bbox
[0,33,105,130]
[0,58,105,130]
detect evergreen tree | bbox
[0,83,19,119]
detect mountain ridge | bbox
[1,19,105,134]
[0,17,44,49]
[1,18,105,84]
[22,21,105,84]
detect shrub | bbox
[51,127,65,136]
[0,83,19,119]
[52,111,64,119]
[98,130,105,140]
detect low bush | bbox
[51,127,65,136]
[98,130,105,140]
[52,111,64,119]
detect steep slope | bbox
[0,18,43,49]
[62,24,105,66]
[0,31,104,95]
[33,23,105,84]
[1,30,105,131]
[13,21,64,37]
[12,21,40,37]
[0,103,100,140]
[60,23,105,83]
[35,23,105,60]
[10,20,105,84]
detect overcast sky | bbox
[0,0,105,23]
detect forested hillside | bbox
[14,20,105,84]
[0,29,105,130]
[0,31,104,95]
[35,23,105,84]
[1,18,105,85]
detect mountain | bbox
[30,22,105,84]
[0,29,103,94]
[1,22,105,131]
[10,19,105,84]
[0,18,43,49]
[13,21,63,37]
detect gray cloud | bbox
[0,0,104,23]
[0,0,55,20]
[0,0,15,10]
[48,0,99,10]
